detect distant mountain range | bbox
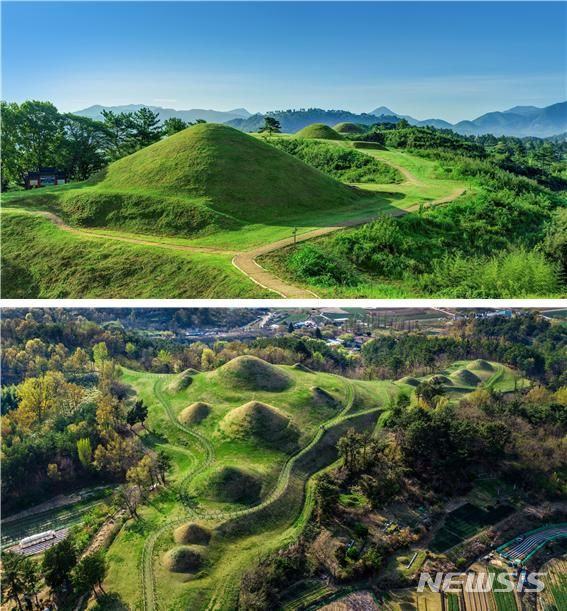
[75,104,251,124]
[74,102,566,138]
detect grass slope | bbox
[1,211,270,298]
[295,123,343,140]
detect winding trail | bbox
[13,154,464,298]
[140,377,361,611]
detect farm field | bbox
[430,503,515,553]
[539,556,567,610]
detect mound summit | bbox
[178,402,212,425]
[450,369,482,386]
[174,523,212,546]
[163,545,205,573]
[88,123,358,224]
[220,401,299,450]
[206,466,262,504]
[295,123,343,140]
[215,356,291,391]
[334,122,366,134]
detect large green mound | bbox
[450,369,482,386]
[206,466,262,505]
[220,401,299,450]
[215,356,292,391]
[469,359,494,372]
[178,402,212,425]
[173,523,211,546]
[88,123,358,222]
[295,123,343,140]
[168,369,196,393]
[334,122,366,134]
[163,545,206,573]
[398,376,420,387]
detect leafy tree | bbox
[163,117,189,136]
[42,538,77,594]
[126,399,148,430]
[77,437,93,469]
[260,116,281,137]
[156,450,171,485]
[72,552,107,598]
[20,556,41,609]
[92,342,109,368]
[131,107,162,148]
[1,551,25,610]
[60,114,109,180]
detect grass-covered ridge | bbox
[268,137,401,183]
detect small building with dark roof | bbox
[24,167,66,189]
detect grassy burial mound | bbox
[310,386,340,409]
[205,466,262,505]
[178,402,212,425]
[334,122,366,135]
[214,355,292,391]
[163,545,206,573]
[429,375,453,385]
[72,123,360,228]
[450,368,482,387]
[295,123,343,140]
[168,369,196,393]
[398,376,420,387]
[173,523,212,546]
[469,359,494,372]
[220,401,300,451]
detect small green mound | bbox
[469,359,494,372]
[220,401,299,450]
[215,355,291,391]
[450,369,482,386]
[334,122,366,134]
[398,376,420,387]
[168,369,195,393]
[295,123,343,140]
[292,362,313,372]
[163,545,205,573]
[173,523,212,546]
[178,402,212,425]
[310,386,340,409]
[429,375,453,385]
[206,466,262,504]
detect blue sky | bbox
[2,1,565,122]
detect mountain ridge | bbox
[73,101,566,137]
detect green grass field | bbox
[98,357,526,609]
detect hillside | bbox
[88,123,361,222]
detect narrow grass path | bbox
[140,378,358,610]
